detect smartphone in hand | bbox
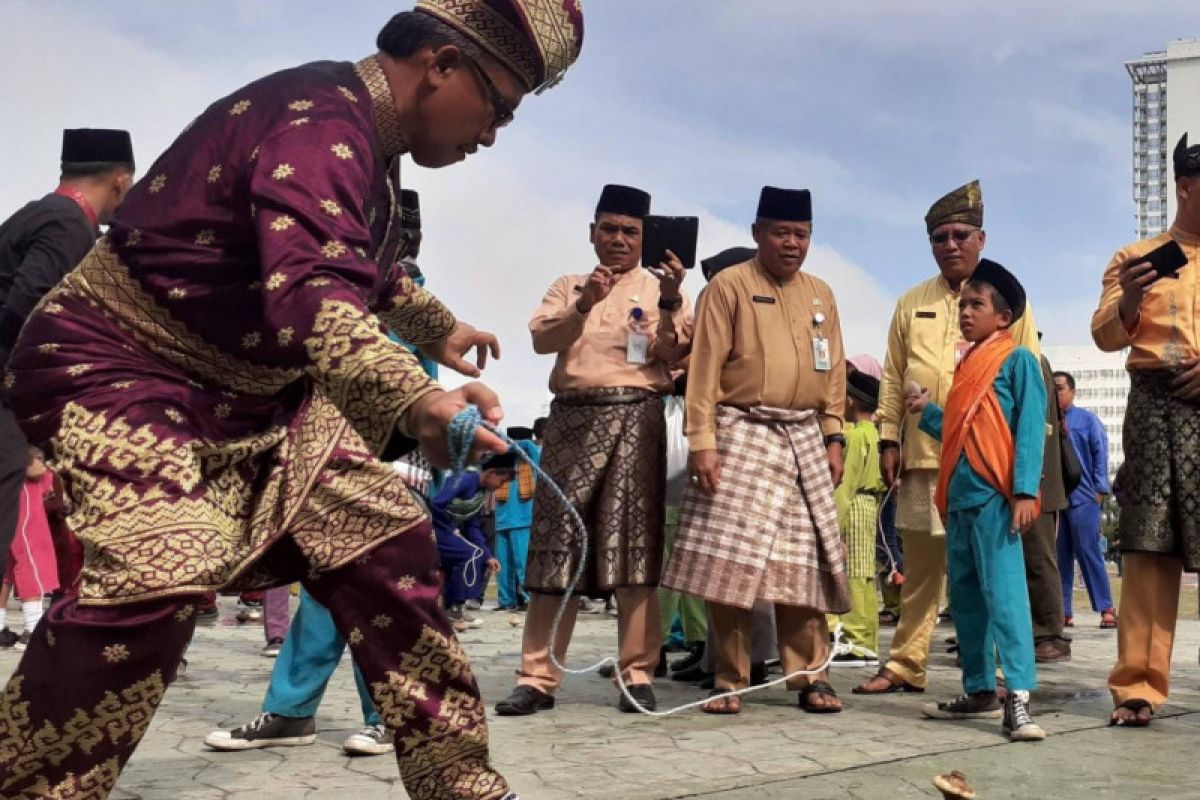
[642,216,699,270]
[1143,238,1188,282]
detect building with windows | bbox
[1041,345,1129,480]
[1126,39,1200,240]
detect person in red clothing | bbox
[0,447,59,649]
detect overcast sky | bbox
[1,2,1195,423]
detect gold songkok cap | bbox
[415,0,584,94]
[925,179,983,234]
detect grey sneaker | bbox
[342,723,394,755]
[235,601,263,623]
[1003,690,1046,741]
[13,631,31,652]
[204,713,316,750]
[261,637,284,657]
[922,691,1003,720]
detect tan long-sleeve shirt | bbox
[685,259,846,451]
[529,266,692,395]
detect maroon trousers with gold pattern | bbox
[0,527,509,800]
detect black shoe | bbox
[671,663,711,683]
[618,684,657,713]
[921,691,1002,720]
[495,686,556,716]
[654,646,668,678]
[0,627,17,648]
[670,642,705,674]
[196,605,219,624]
[750,661,768,686]
[597,663,616,679]
[204,713,317,750]
[699,674,715,690]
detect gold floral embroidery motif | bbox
[348,628,364,645]
[168,288,187,300]
[272,163,295,180]
[277,327,295,346]
[37,343,60,353]
[174,605,195,622]
[372,614,393,629]
[307,277,332,287]
[164,408,185,424]
[320,241,348,259]
[269,215,296,232]
[126,229,142,246]
[374,276,457,345]
[264,273,287,291]
[195,229,216,246]
[66,363,93,377]
[331,143,355,160]
[43,302,63,314]
[214,403,232,420]
[370,670,429,726]
[288,99,314,111]
[206,165,223,183]
[229,99,252,115]
[319,199,343,217]
[397,575,417,591]
[337,85,359,103]
[241,332,262,349]
[102,644,130,663]
[111,380,136,389]
[148,174,167,194]
[45,630,55,648]
[290,117,311,127]
[249,145,261,161]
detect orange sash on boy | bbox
[495,460,536,503]
[934,330,1041,523]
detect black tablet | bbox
[642,215,699,270]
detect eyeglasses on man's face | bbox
[929,229,979,245]
[463,54,515,130]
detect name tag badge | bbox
[752,295,776,304]
[627,332,649,365]
[812,336,832,371]
[915,310,936,319]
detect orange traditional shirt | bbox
[1092,225,1200,369]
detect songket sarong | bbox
[525,387,665,594]
[1117,369,1200,571]
[663,405,850,613]
[0,532,508,800]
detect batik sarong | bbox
[1117,369,1200,571]
[525,387,665,594]
[663,404,850,612]
[0,528,509,800]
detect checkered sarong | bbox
[662,405,850,612]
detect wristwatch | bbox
[824,434,846,448]
[657,294,683,312]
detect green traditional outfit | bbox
[833,419,885,656]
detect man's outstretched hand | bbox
[419,321,501,378]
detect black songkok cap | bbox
[1174,133,1200,180]
[701,246,757,283]
[400,189,421,228]
[61,129,134,170]
[506,426,534,441]
[596,184,651,219]
[969,258,1026,322]
[756,186,812,222]
[481,450,517,471]
[847,370,881,408]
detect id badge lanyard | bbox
[627,307,649,365]
[812,312,832,371]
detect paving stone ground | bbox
[3,594,1199,799]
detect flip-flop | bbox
[799,681,843,714]
[1109,698,1153,727]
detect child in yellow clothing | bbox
[832,370,885,665]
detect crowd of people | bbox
[1,1,1200,798]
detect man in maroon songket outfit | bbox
[0,3,584,799]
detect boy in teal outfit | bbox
[908,259,1047,742]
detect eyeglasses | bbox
[463,54,515,130]
[929,230,978,245]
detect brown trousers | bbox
[1108,551,1183,710]
[516,587,661,693]
[709,601,830,691]
[1025,509,1065,642]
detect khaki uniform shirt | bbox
[1092,226,1200,368]
[529,267,692,394]
[685,259,845,451]
[878,274,1041,471]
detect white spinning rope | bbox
[448,406,854,717]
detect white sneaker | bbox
[1003,690,1046,741]
[342,723,394,755]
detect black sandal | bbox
[1109,698,1153,727]
[799,680,843,714]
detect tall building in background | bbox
[1041,345,1129,480]
[1126,39,1200,240]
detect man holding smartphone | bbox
[496,185,691,716]
[1095,132,1200,727]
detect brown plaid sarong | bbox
[663,405,850,612]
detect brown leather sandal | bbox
[852,667,925,694]
[701,690,742,715]
[799,681,843,713]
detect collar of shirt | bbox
[1170,224,1200,247]
[53,185,98,229]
